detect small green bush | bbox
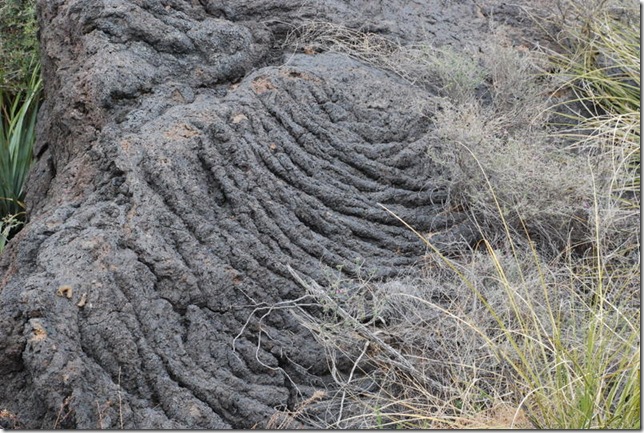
[0,0,39,95]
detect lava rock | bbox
[0,0,533,428]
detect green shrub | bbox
[0,0,39,95]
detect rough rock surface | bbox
[0,0,539,428]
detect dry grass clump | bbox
[287,260,523,428]
[427,100,594,253]
[420,30,626,256]
[285,20,487,104]
[287,206,638,428]
[278,0,639,429]
[544,0,640,265]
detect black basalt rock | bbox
[0,0,530,428]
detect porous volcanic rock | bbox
[0,0,537,428]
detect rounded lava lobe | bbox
[0,0,502,428]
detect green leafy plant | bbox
[0,0,41,253]
[0,0,39,95]
[0,60,41,244]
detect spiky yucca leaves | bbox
[0,61,41,229]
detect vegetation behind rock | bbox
[0,0,39,95]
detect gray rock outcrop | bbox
[0,0,535,428]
